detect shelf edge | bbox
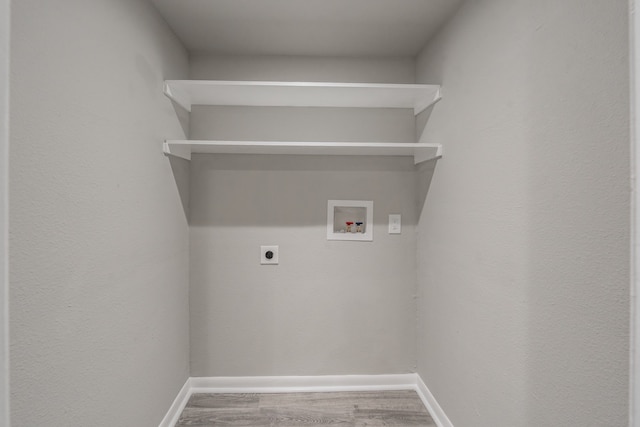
[164,80,441,113]
[164,140,443,165]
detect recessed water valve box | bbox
[260,245,279,265]
[326,200,373,241]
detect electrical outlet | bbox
[260,245,279,265]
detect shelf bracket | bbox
[163,82,192,112]
[414,143,443,164]
[163,141,191,161]
[414,87,442,115]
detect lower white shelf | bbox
[163,140,442,164]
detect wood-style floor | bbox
[176,390,436,426]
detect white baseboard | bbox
[158,377,192,427]
[189,373,418,394]
[415,374,454,427]
[159,374,452,427]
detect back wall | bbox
[188,55,422,376]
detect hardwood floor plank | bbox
[260,390,426,412]
[261,407,354,426]
[176,408,268,427]
[176,407,353,426]
[186,393,260,409]
[354,408,436,426]
[176,390,435,426]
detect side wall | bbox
[10,1,190,425]
[415,1,630,426]
[188,55,420,376]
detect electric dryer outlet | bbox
[260,245,279,265]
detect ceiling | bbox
[150,0,463,57]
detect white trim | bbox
[632,0,639,425]
[0,0,9,426]
[163,140,443,165]
[415,375,454,427]
[159,374,453,427]
[158,378,192,427]
[163,80,442,115]
[189,374,417,394]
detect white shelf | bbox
[163,80,441,115]
[163,80,444,164]
[163,140,442,164]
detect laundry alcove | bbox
[168,54,443,380]
[7,1,631,427]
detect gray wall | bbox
[188,55,420,376]
[9,0,190,425]
[415,1,630,426]
[189,54,416,83]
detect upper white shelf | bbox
[163,140,442,165]
[163,80,441,115]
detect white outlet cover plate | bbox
[388,214,401,234]
[261,245,279,265]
